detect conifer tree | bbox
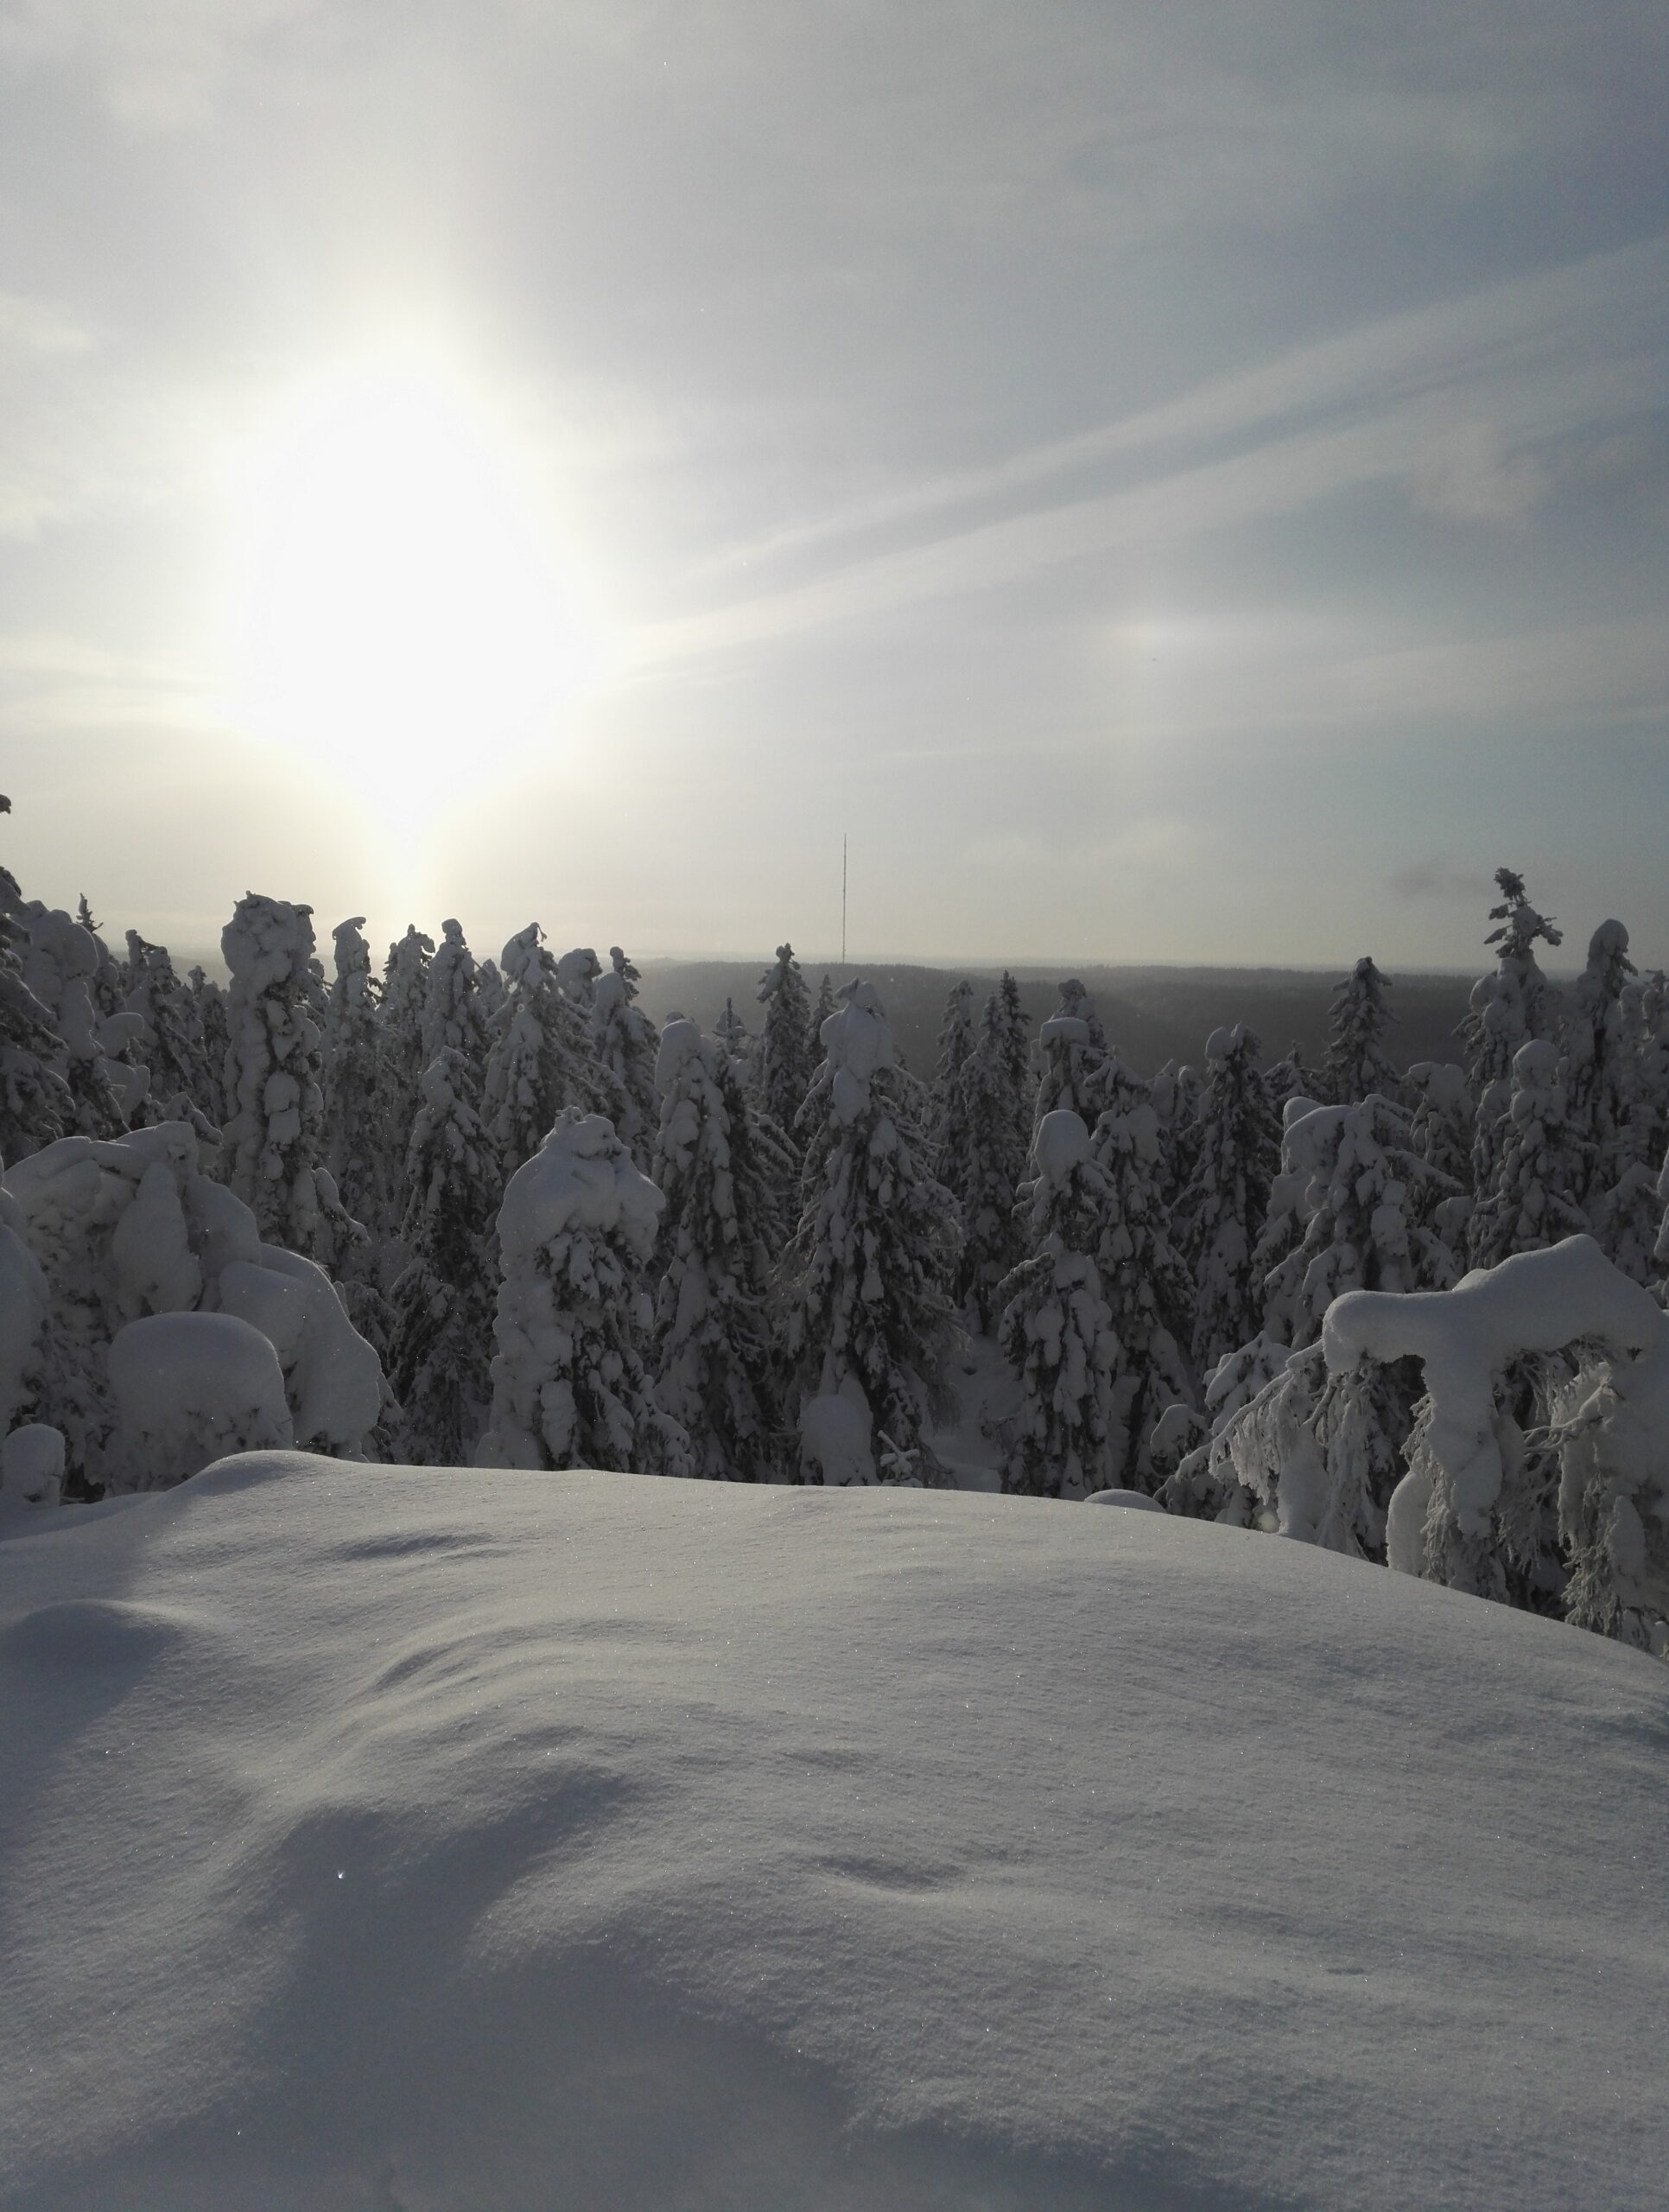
[1033,978,1107,1125]
[482,925,587,1182]
[996,970,1033,1108]
[221,893,364,1267]
[122,931,201,1118]
[1323,957,1399,1105]
[1264,1043,1322,1116]
[388,1048,499,1465]
[651,1016,784,1480]
[188,968,232,1130]
[0,853,73,1165]
[376,924,435,1214]
[17,905,131,1138]
[1405,1061,1475,1188]
[1463,868,1564,1197]
[1149,1058,1205,1206]
[324,918,384,1231]
[1468,1038,1591,1268]
[714,995,751,1067]
[997,1109,1125,1499]
[1088,1054,1196,1479]
[1260,1095,1461,1350]
[753,943,815,1145]
[806,973,836,1071]
[1172,1024,1281,1372]
[1622,969,1669,1172]
[780,981,961,1484]
[930,979,977,1205]
[593,946,660,1174]
[476,1108,689,1475]
[955,992,1031,1329]
[422,918,492,1069]
[1588,1154,1664,1286]
[1565,919,1636,1204]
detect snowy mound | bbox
[3,1465,1665,2212]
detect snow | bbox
[820,978,893,1123]
[105,1311,292,1489]
[1323,1234,1666,1571]
[798,1382,875,1484]
[2,1122,384,1481]
[495,1110,663,1267]
[2,1458,1666,2210]
[1031,1103,1091,1182]
[0,1421,61,1510]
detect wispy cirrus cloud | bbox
[663,232,1667,653]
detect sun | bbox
[224,353,606,808]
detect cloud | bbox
[1410,419,1552,525]
[0,0,324,130]
[1388,861,1494,904]
[646,233,1668,659]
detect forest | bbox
[3,821,1667,1655]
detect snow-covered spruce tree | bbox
[1590,1137,1665,1287]
[1087,1053,1196,1483]
[955,991,1031,1329]
[476,955,506,1026]
[805,973,836,1071]
[1149,1058,1205,1208]
[3,1117,386,1495]
[1564,919,1636,1206]
[475,1108,689,1475]
[780,981,961,1485]
[1405,1061,1475,1189]
[593,947,660,1175]
[1621,969,1669,1173]
[753,943,815,1144]
[322,918,384,1232]
[1156,1331,1294,1525]
[1323,957,1399,1106]
[18,905,136,1137]
[375,924,435,1215]
[996,1109,1125,1500]
[714,995,752,1069]
[1210,1095,1465,1552]
[1264,1042,1323,1118]
[0,855,75,1166]
[1322,1236,1669,1637]
[996,970,1033,1107]
[122,931,203,1122]
[1033,978,1107,1126]
[1463,868,1564,1198]
[386,1048,500,1465]
[650,1016,784,1481]
[1172,1024,1281,1373]
[187,968,231,1130]
[930,980,977,1205]
[1261,1096,1462,1352]
[421,918,492,1070]
[481,925,601,1184]
[1468,1038,1591,1270]
[221,893,365,1268]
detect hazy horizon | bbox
[3,3,1665,968]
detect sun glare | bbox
[225,357,605,811]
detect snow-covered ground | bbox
[3,1458,1666,2211]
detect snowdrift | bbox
[2,1460,1665,2211]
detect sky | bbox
[1,0,1666,972]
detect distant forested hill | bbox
[634,958,1476,1080]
